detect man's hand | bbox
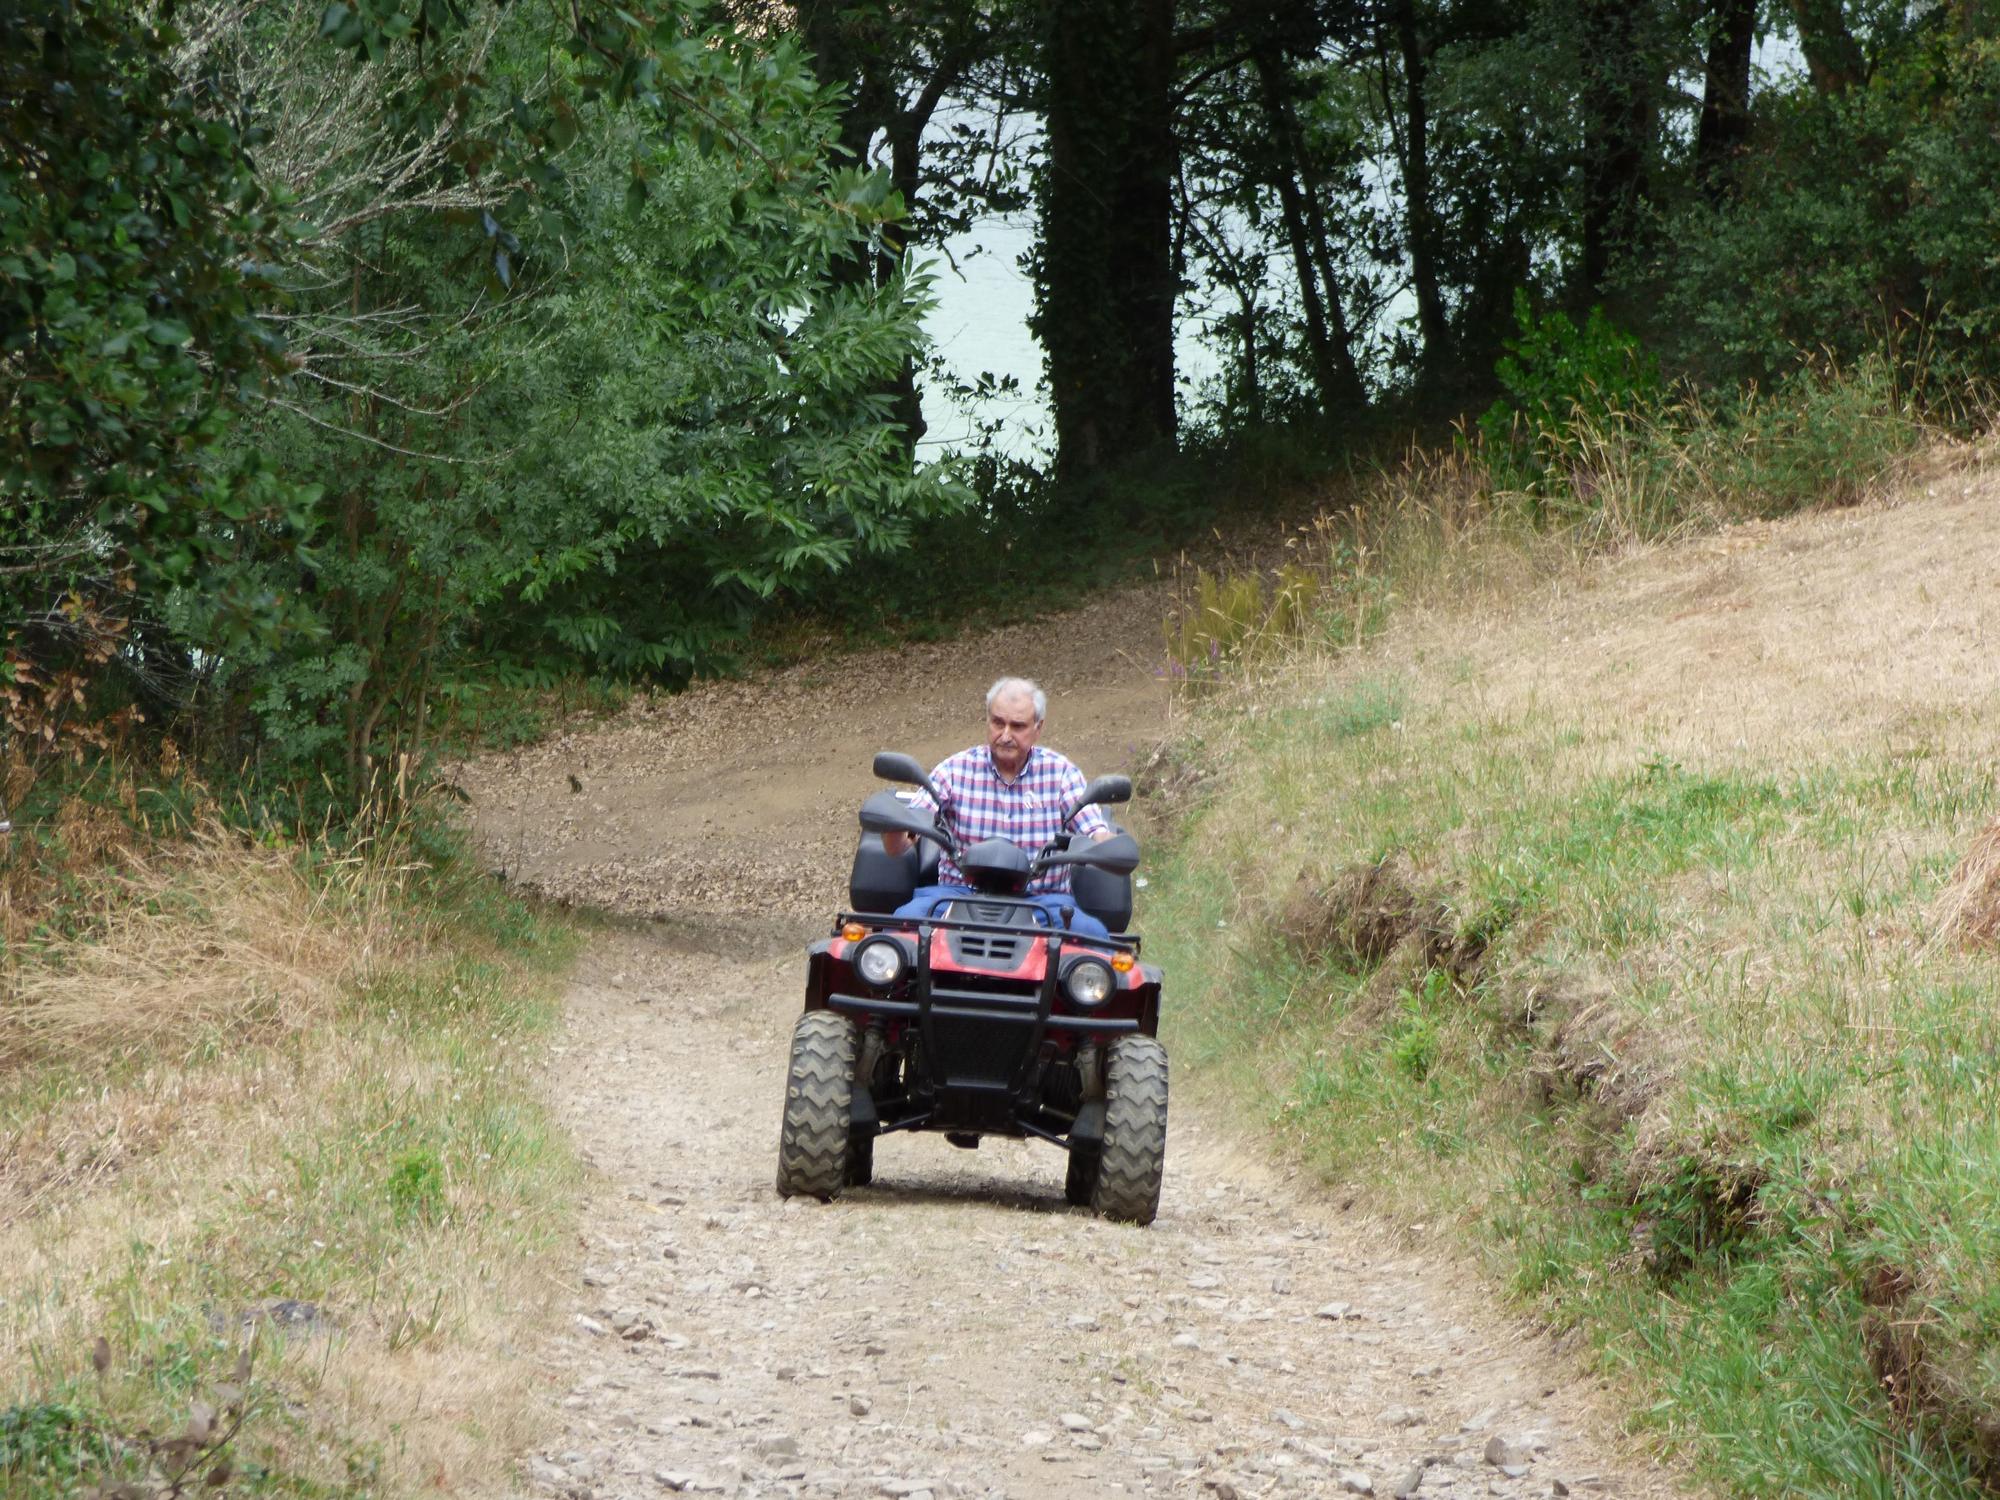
[882,830,912,857]
[1089,826,1113,842]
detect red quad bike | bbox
[774,751,1168,1224]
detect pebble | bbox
[1340,1472,1374,1495]
[1483,1437,1530,1467]
[1378,1406,1425,1429]
[850,1394,874,1416]
[1059,1412,1094,1432]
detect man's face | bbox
[986,690,1043,778]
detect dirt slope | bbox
[457,586,1684,1500]
[1410,462,2000,762]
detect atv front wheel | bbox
[1092,1036,1168,1224]
[775,1010,857,1200]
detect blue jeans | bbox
[893,884,1111,940]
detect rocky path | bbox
[459,594,1692,1500]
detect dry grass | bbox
[2,831,411,1064]
[0,817,579,1497]
[1933,815,2000,952]
[1,1006,570,1494]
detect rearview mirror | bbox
[873,750,932,788]
[1065,773,1133,823]
[873,750,944,809]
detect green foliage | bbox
[1,0,963,809]
[0,1,318,719]
[1487,291,1659,433]
[1650,25,2000,392]
[0,1402,109,1485]
[386,1148,448,1226]
[1478,291,1660,480]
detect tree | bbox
[1695,0,1759,199]
[4,0,962,797]
[1030,0,1179,478]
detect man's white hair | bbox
[986,676,1047,723]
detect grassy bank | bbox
[0,818,582,1496]
[1147,442,2000,1494]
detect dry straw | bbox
[1932,815,2000,953]
[2,823,418,1065]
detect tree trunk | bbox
[1577,0,1658,299]
[1253,44,1366,418]
[1388,0,1449,384]
[1695,0,1757,200]
[880,47,970,452]
[1788,0,1866,94]
[797,3,930,453]
[1033,0,1177,478]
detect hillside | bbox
[1149,449,2000,1496]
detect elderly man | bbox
[884,676,1118,938]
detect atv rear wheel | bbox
[775,1010,857,1200]
[1092,1035,1168,1224]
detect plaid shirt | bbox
[910,745,1109,895]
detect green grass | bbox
[1151,671,2000,1497]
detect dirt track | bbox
[456,592,1685,1500]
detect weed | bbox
[0,1402,108,1485]
[386,1148,447,1227]
[1386,993,1442,1082]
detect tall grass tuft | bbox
[1161,357,1937,694]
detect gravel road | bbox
[457,593,1691,1500]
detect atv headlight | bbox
[1062,957,1116,1007]
[853,936,906,989]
